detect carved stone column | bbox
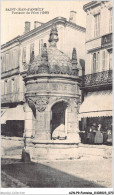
[67,98,80,143]
[27,96,50,140]
[24,103,33,138]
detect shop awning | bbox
[79,90,112,119]
[1,105,25,124]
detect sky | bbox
[1,0,90,45]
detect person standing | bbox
[94,124,103,144]
[89,123,97,144]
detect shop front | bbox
[79,90,112,144]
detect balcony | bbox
[101,33,112,48]
[81,70,112,91]
[1,93,25,104]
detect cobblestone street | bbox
[1,144,113,188]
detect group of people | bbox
[86,123,112,145]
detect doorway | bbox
[51,101,67,139]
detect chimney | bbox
[24,21,31,33]
[34,21,42,29]
[69,11,77,24]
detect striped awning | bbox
[1,105,25,124]
[79,90,112,120]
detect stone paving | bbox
[1,137,113,188]
[1,171,29,188]
[1,153,113,188]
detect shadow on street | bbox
[1,158,106,188]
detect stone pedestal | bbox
[25,139,80,161]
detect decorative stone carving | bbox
[38,65,49,74]
[23,63,28,70]
[27,96,49,112]
[48,24,59,46]
[36,97,49,112]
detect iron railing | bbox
[81,70,112,88]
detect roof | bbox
[1,36,20,49]
[83,1,101,12]
[1,16,86,50]
[27,24,80,77]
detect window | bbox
[11,79,15,93]
[109,51,112,70]
[9,51,12,70]
[14,77,19,93]
[39,39,43,54]
[30,43,34,63]
[4,80,7,94]
[109,8,112,33]
[7,80,10,94]
[2,55,5,72]
[92,52,99,73]
[1,55,3,73]
[102,50,107,71]
[22,47,26,64]
[6,53,9,71]
[13,49,17,68]
[94,14,100,37]
[1,80,4,95]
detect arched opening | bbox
[51,101,68,140]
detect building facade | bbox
[1,12,85,137]
[79,1,113,144]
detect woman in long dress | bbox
[89,123,96,144]
[94,124,103,144]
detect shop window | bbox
[94,13,100,38]
[109,8,112,33]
